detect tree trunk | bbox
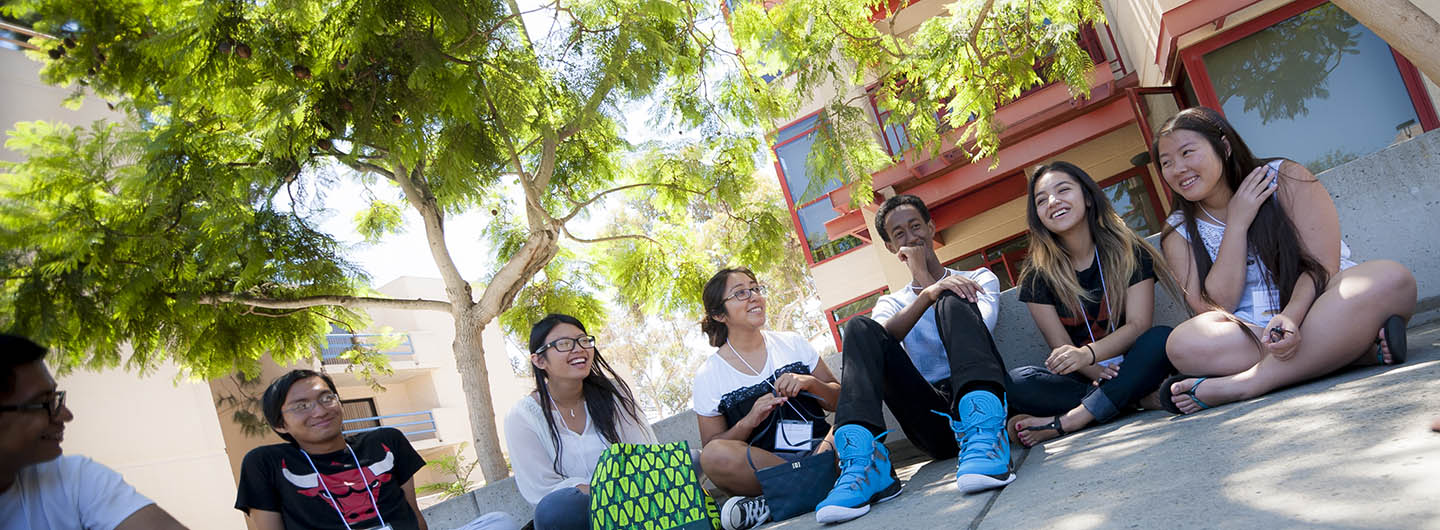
[1332,0,1440,81]
[451,312,510,482]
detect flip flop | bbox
[1160,375,1211,415]
[1018,416,1066,447]
[1375,314,1408,365]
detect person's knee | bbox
[842,315,884,343]
[699,440,743,477]
[1165,322,1207,366]
[1008,365,1046,381]
[1371,260,1417,297]
[534,488,589,530]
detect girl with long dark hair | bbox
[502,313,654,530]
[1154,107,1416,414]
[1004,161,1178,446]
[692,267,840,530]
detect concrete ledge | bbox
[423,130,1440,528]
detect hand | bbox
[774,373,815,398]
[743,392,786,428]
[576,483,591,495]
[1228,163,1279,228]
[1045,344,1092,375]
[1077,362,1119,385]
[896,245,930,276]
[924,274,984,304]
[1262,314,1301,360]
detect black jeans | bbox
[834,292,1009,460]
[1008,326,1174,422]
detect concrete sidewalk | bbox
[763,314,1440,529]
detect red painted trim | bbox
[904,98,1135,208]
[1126,86,1186,149]
[942,231,1028,287]
[1155,0,1266,79]
[927,172,1028,230]
[871,68,1125,191]
[824,286,888,350]
[1392,50,1440,131]
[868,0,922,22]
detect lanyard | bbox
[728,340,812,426]
[299,443,387,530]
[1075,248,1115,345]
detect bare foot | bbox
[1351,327,1392,367]
[1009,414,1064,447]
[1138,389,1164,411]
[1169,377,1222,415]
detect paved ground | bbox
[762,311,1440,530]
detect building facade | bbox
[730,0,1440,349]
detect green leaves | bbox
[353,199,405,243]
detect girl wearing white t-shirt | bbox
[693,267,840,530]
[503,314,655,530]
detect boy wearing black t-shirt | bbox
[235,370,428,530]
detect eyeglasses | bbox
[533,335,596,355]
[0,390,66,420]
[282,392,341,415]
[724,285,767,302]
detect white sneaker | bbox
[720,495,770,530]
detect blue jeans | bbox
[534,487,590,530]
[1008,326,1174,422]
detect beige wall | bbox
[0,47,123,163]
[59,359,247,530]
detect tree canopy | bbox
[1,0,1117,481]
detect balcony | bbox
[321,332,417,363]
[342,407,468,451]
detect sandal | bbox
[1160,375,1211,415]
[1019,416,1066,447]
[1375,314,1408,365]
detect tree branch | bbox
[199,294,452,312]
[561,225,658,245]
[391,161,475,309]
[559,180,713,222]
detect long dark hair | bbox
[1152,107,1328,320]
[700,267,758,347]
[1020,161,1180,323]
[527,313,644,474]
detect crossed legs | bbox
[1165,260,1416,413]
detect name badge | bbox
[776,420,812,452]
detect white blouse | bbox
[503,393,656,506]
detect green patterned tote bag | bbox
[588,441,720,530]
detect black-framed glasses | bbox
[282,392,341,415]
[534,335,596,355]
[0,390,66,419]
[724,285,767,302]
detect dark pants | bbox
[1008,326,1174,422]
[534,487,589,530]
[834,292,1010,460]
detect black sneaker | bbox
[720,495,770,530]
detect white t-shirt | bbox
[0,455,154,530]
[871,267,1001,383]
[691,330,820,418]
[503,394,656,506]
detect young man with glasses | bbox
[1,334,188,529]
[815,194,1015,524]
[235,369,430,530]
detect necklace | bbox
[549,394,582,418]
[1199,204,1226,227]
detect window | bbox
[340,398,379,430]
[774,114,865,264]
[946,234,1030,292]
[1185,1,1437,173]
[1099,168,1166,238]
[826,288,888,350]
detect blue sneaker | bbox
[936,390,1016,493]
[814,424,903,524]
